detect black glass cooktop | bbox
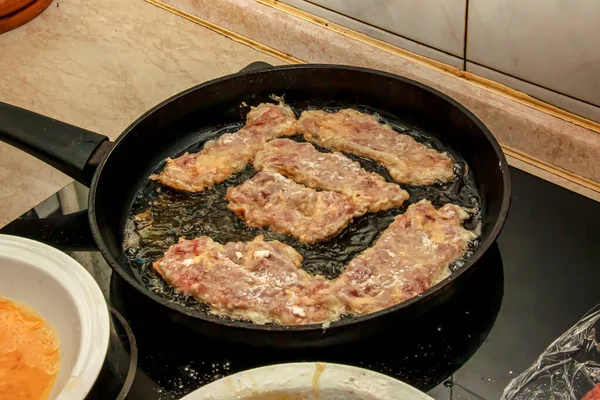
[3,166,600,399]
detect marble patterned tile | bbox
[467,62,600,123]
[297,0,467,57]
[281,0,463,68]
[468,0,600,107]
[0,0,280,228]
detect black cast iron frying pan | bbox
[0,63,511,348]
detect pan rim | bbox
[89,63,512,332]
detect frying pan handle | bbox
[0,101,111,186]
[238,61,274,73]
[0,210,97,251]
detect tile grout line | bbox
[463,0,470,70]
[302,0,462,59]
[258,0,468,75]
[467,60,600,108]
[301,0,592,107]
[143,0,600,196]
[256,0,600,133]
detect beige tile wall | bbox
[280,0,600,123]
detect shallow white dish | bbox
[0,234,110,400]
[182,362,433,400]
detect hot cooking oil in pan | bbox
[123,107,482,314]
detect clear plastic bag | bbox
[502,305,600,400]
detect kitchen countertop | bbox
[0,0,279,227]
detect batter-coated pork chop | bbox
[254,138,409,212]
[151,201,476,325]
[298,109,454,185]
[334,200,476,315]
[153,235,342,325]
[226,171,366,243]
[151,102,297,192]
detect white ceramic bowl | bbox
[0,235,110,400]
[182,362,433,400]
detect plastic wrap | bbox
[502,306,600,400]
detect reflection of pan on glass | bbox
[0,62,510,348]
